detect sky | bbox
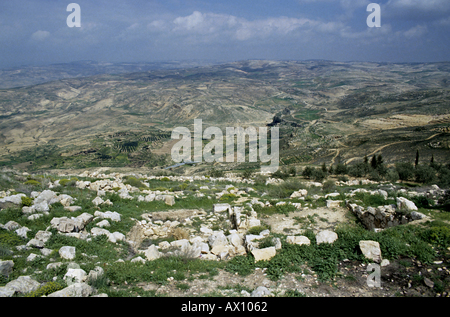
[1,0,450,68]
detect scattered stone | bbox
[92,196,104,206]
[381,259,390,267]
[64,206,82,212]
[64,268,87,284]
[0,286,15,297]
[91,227,111,237]
[251,247,276,262]
[0,260,14,277]
[208,231,228,248]
[94,210,121,222]
[96,220,110,228]
[15,226,31,239]
[59,246,76,260]
[47,283,93,297]
[326,200,342,208]
[424,277,434,288]
[5,276,40,295]
[315,230,338,244]
[396,197,418,211]
[35,230,52,243]
[144,245,161,261]
[251,286,273,297]
[359,240,382,263]
[26,239,45,249]
[214,203,231,213]
[286,235,311,246]
[165,195,175,206]
[4,221,20,231]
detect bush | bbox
[123,176,145,188]
[21,196,33,207]
[414,165,437,184]
[322,180,336,193]
[240,169,254,179]
[411,196,434,209]
[334,163,348,175]
[24,179,40,186]
[395,162,414,181]
[208,168,224,178]
[271,169,290,180]
[302,166,314,179]
[386,168,399,183]
[25,281,65,297]
[311,169,326,182]
[348,162,369,178]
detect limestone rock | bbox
[34,190,57,205]
[0,260,14,277]
[94,210,121,222]
[95,220,110,228]
[35,230,52,243]
[214,203,231,213]
[15,226,31,239]
[251,286,273,297]
[64,206,82,212]
[0,286,15,297]
[92,196,104,206]
[208,231,228,248]
[164,195,175,206]
[87,266,104,282]
[4,221,20,231]
[47,283,93,297]
[33,201,49,213]
[64,268,87,285]
[59,246,76,260]
[5,276,40,295]
[108,232,125,243]
[359,240,382,263]
[290,189,308,199]
[0,194,26,205]
[227,232,243,247]
[286,235,311,246]
[91,227,111,237]
[316,230,338,244]
[26,239,44,249]
[251,247,276,262]
[326,200,342,209]
[144,245,161,261]
[396,197,418,211]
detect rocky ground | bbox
[0,169,449,297]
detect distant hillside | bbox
[0,60,217,89]
[0,60,449,172]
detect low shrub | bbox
[24,180,40,186]
[123,176,145,188]
[21,196,33,207]
[25,281,65,297]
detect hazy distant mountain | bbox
[0,60,219,89]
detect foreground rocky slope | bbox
[0,169,449,297]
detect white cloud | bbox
[403,24,428,38]
[149,11,343,42]
[386,0,450,12]
[31,30,50,41]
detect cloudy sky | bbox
[1,0,449,68]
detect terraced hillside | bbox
[0,60,449,172]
